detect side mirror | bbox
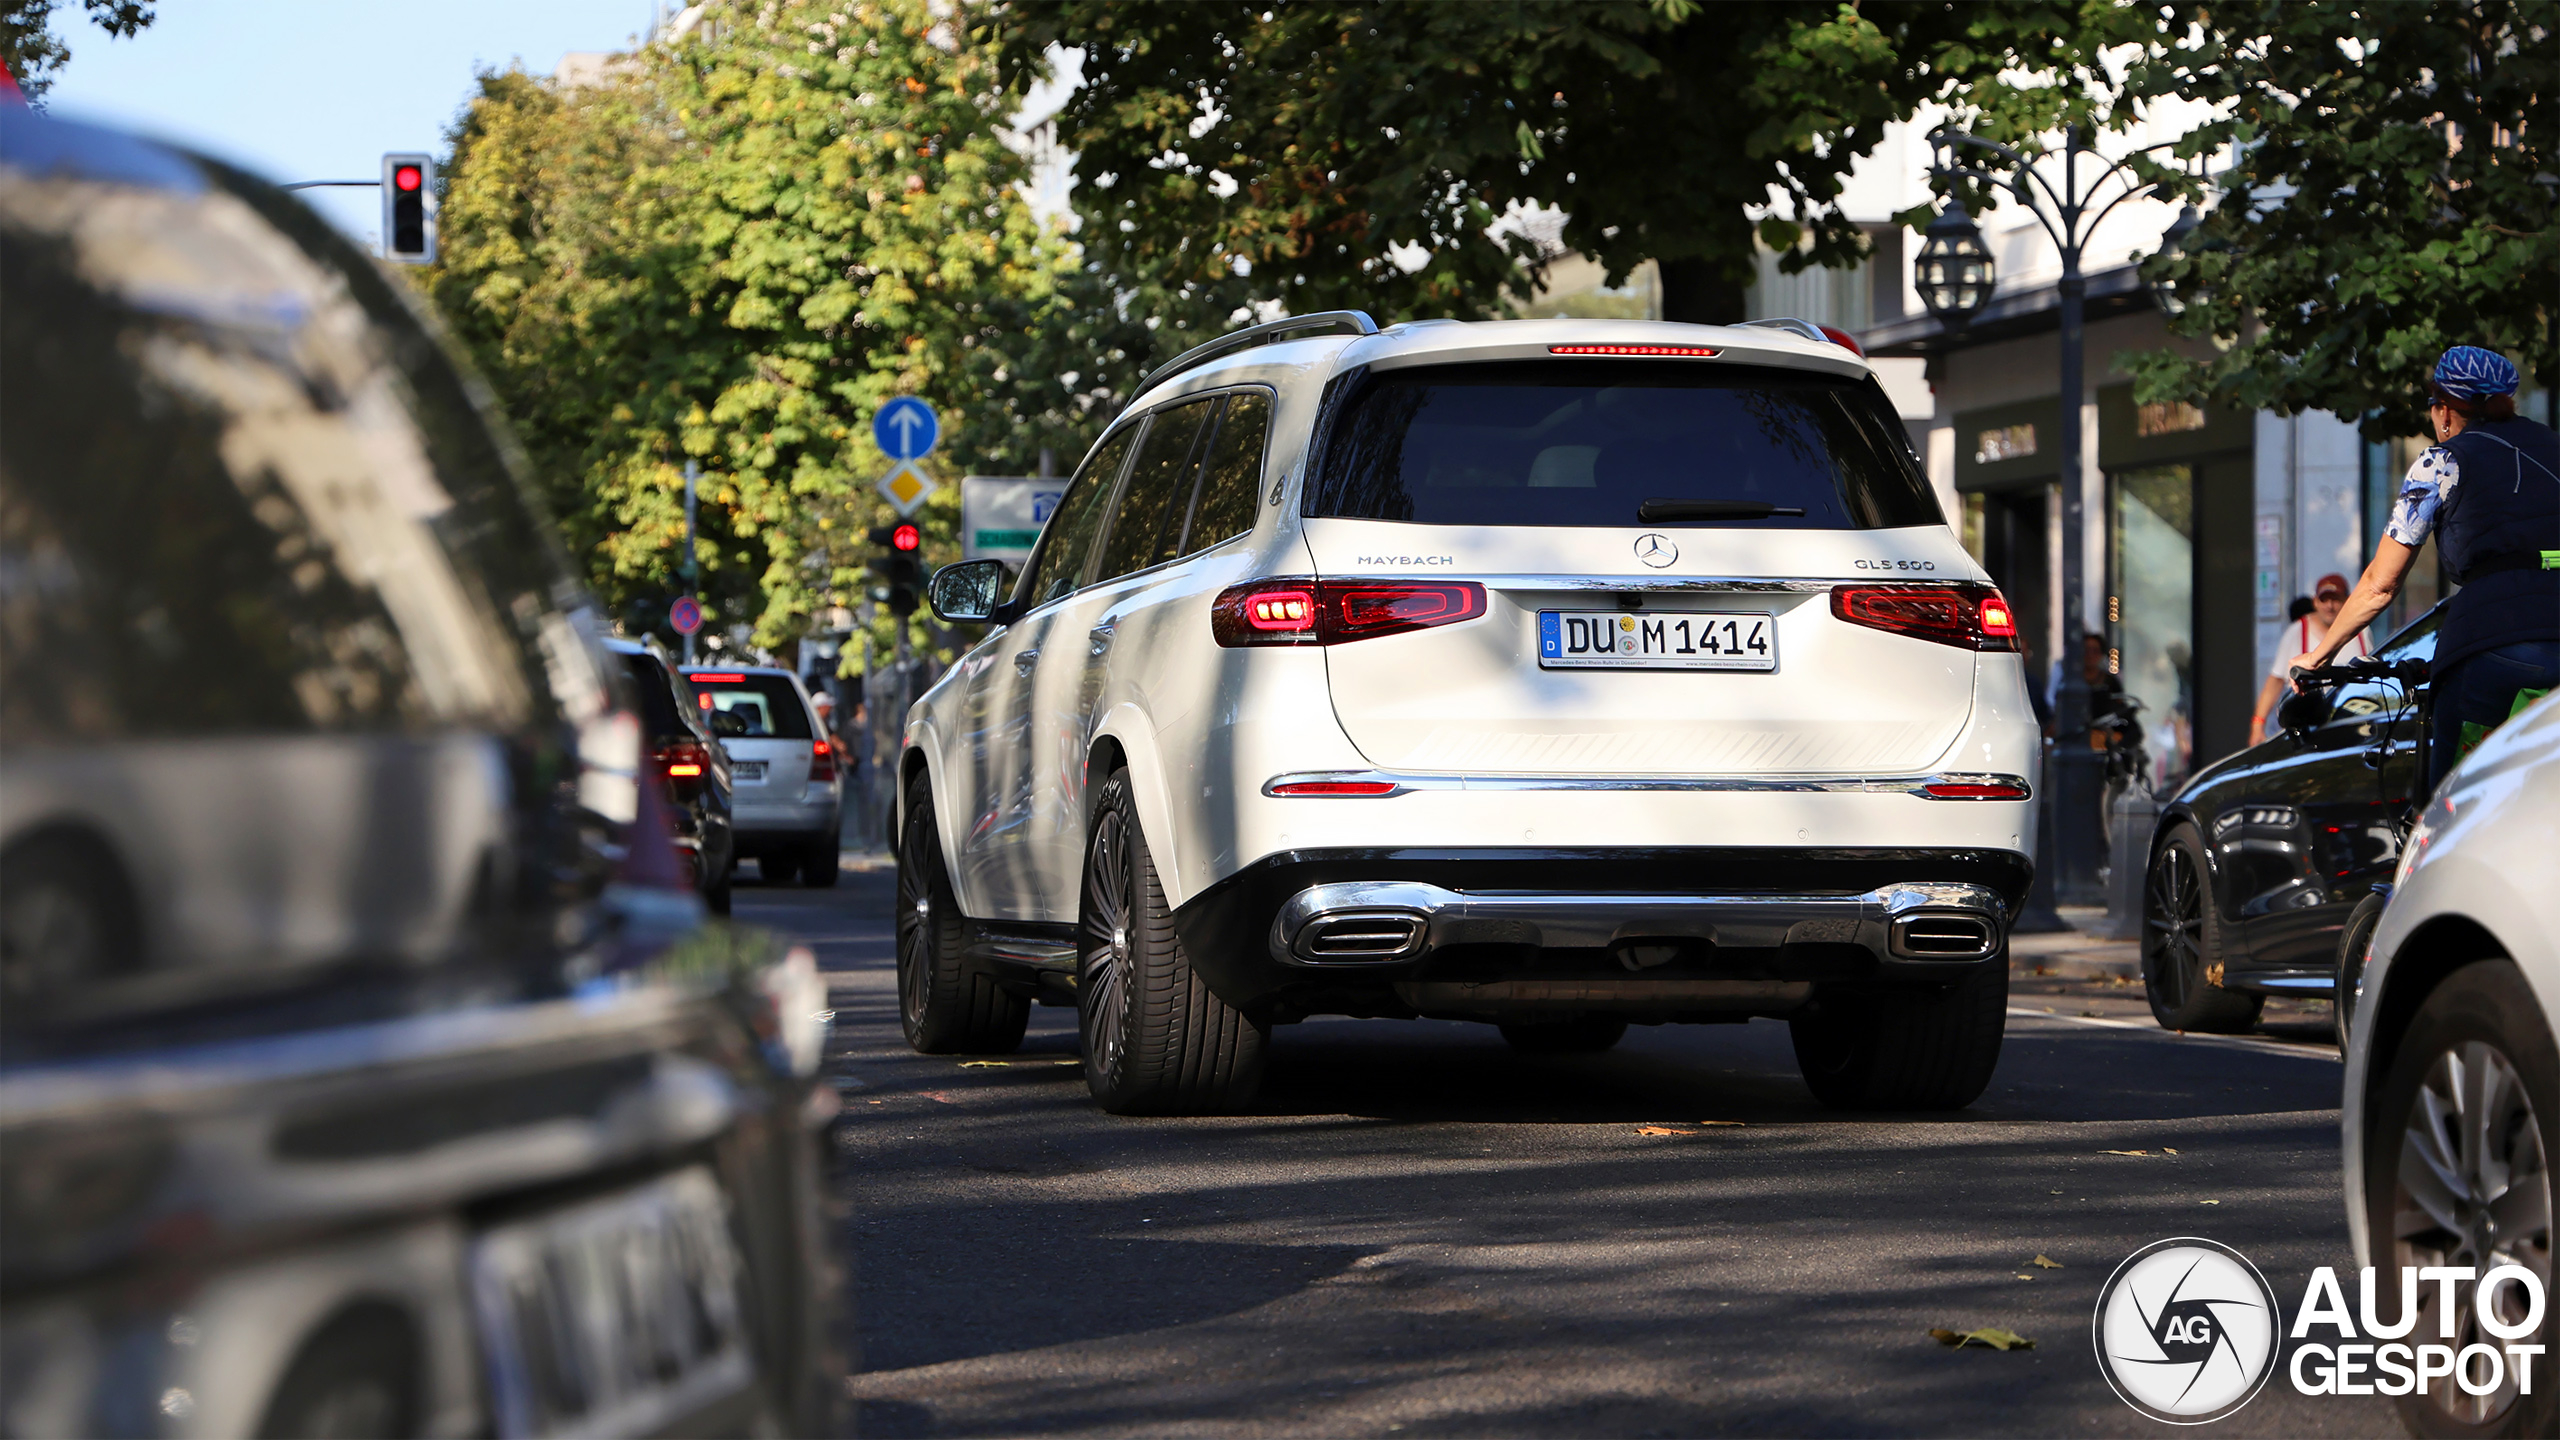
[2277,688,2331,743]
[929,560,1008,624]
[710,709,750,738]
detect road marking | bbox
[2006,1006,2339,1063]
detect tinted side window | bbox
[1097,399,1215,581]
[1183,390,1271,554]
[621,654,686,738]
[1020,428,1136,607]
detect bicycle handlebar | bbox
[2291,655,2431,691]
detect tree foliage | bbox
[997,1,2036,329]
[432,1,1073,663]
[2120,1,2558,437]
[1,0,151,103]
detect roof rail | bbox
[1737,317,1830,345]
[1134,310,1379,398]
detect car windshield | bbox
[686,672,812,739]
[1305,360,1940,529]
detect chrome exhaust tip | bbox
[1295,912,1428,963]
[1889,913,1999,960]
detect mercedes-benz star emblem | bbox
[1633,532,1678,569]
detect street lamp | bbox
[1917,125,2196,905]
[1915,204,1996,325]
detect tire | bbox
[1079,769,1266,1114]
[704,861,732,916]
[2334,889,2389,1048]
[2141,823,2262,1033]
[1788,954,2008,1110]
[800,837,842,888]
[760,851,802,885]
[895,773,1026,1054]
[1500,1017,1628,1053]
[2363,960,2558,1439]
[256,1304,418,1440]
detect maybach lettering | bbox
[2289,1266,2547,1398]
[1353,554,1457,566]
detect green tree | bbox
[1,0,150,103]
[2121,1,2558,437]
[997,1,2034,333]
[432,0,1067,664]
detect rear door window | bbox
[1306,361,1939,529]
[1096,398,1216,581]
[619,654,688,740]
[1019,427,1136,608]
[685,672,812,738]
[1181,389,1271,555]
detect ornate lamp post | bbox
[1914,125,2194,905]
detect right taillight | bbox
[653,738,712,788]
[808,737,837,783]
[1213,578,1487,647]
[1830,584,2021,652]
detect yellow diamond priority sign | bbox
[876,461,936,516]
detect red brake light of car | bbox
[653,738,712,783]
[809,737,837,782]
[1922,780,2031,800]
[1818,324,1865,358]
[1829,584,2021,652]
[1212,580,1488,647]
[1265,780,1401,797]
[690,672,746,682]
[1548,344,1720,358]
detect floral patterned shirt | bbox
[2384,445,2458,547]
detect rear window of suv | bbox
[1305,360,1940,529]
[684,671,813,739]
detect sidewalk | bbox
[2009,904,2141,982]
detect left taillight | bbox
[809,737,837,783]
[1213,579,1487,647]
[1830,584,2021,653]
[653,737,711,783]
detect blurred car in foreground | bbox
[680,665,842,888]
[0,107,840,1437]
[2340,693,2558,1438]
[2140,606,2440,1031]
[613,640,737,914]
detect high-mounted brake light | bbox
[1817,325,1865,358]
[1922,780,2031,800]
[1266,780,1401,797]
[1830,584,2022,653]
[690,672,746,682]
[1213,579,1487,647]
[1549,344,1720,358]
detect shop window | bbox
[2112,464,2196,791]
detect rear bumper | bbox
[732,795,839,850]
[1172,846,2028,1022]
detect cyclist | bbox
[2299,346,2559,791]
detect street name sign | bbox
[962,476,1065,563]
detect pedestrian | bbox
[2297,346,2559,791]
[2250,573,2368,744]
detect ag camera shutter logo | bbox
[2093,1238,2281,1424]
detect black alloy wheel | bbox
[894,773,1026,1054]
[2142,824,2260,1033]
[2366,961,2557,1438]
[1078,769,1265,1115]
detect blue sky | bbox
[45,0,651,246]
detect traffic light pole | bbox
[682,460,700,665]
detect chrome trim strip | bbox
[1269,879,2008,965]
[1262,769,2032,799]
[1463,575,1841,594]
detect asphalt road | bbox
[735,865,2405,1438]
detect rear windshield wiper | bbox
[1638,498,1807,522]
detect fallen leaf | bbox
[1635,1125,1693,1136]
[1931,1327,2035,1351]
[958,1060,1009,1069]
[2031,1255,2063,1269]
[2200,1199,2221,1205]
[2163,1147,2180,1155]
[2015,1274,2034,1280]
[2100,1149,2151,1157]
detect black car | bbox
[2140,605,2440,1031]
[608,638,738,915]
[0,108,840,1436]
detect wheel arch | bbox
[1085,713,1191,905]
[2361,915,2513,1129]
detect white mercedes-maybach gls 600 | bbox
[899,313,2040,1114]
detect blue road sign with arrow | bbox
[873,396,939,461]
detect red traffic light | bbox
[393,165,423,192]
[891,523,920,551]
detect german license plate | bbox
[468,1167,753,1438]
[1539,610,1776,671]
[731,760,767,783]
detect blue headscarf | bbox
[2433,346,2521,402]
